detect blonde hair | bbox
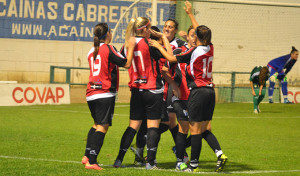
[125,17,150,48]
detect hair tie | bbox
[98,33,107,40]
[136,21,150,31]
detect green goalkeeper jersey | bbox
[249,66,266,88]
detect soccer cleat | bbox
[130,144,144,161]
[176,162,188,171]
[81,156,89,165]
[257,105,261,113]
[216,154,228,172]
[253,109,259,114]
[145,163,160,170]
[269,99,274,103]
[133,157,146,166]
[284,100,294,104]
[113,159,122,168]
[184,166,199,172]
[85,162,103,170]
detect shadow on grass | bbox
[156,160,256,172]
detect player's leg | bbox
[257,87,266,112]
[185,88,204,172]
[253,87,260,113]
[144,92,163,169]
[281,76,293,104]
[173,100,189,169]
[132,119,147,165]
[268,67,277,103]
[82,125,96,165]
[168,112,178,144]
[202,88,227,172]
[85,97,115,170]
[114,89,144,167]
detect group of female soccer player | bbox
[81,1,227,172]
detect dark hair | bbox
[187,25,194,35]
[166,19,179,30]
[195,25,211,45]
[290,46,298,54]
[93,23,109,60]
[259,66,269,86]
[150,26,160,41]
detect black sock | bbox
[190,134,202,168]
[176,132,187,162]
[158,123,169,134]
[146,128,161,166]
[169,125,178,144]
[202,130,222,156]
[136,121,147,149]
[185,135,191,148]
[136,124,147,158]
[84,127,96,157]
[89,131,106,164]
[116,127,136,161]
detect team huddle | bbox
[82,1,228,172]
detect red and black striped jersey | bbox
[86,43,127,100]
[176,44,214,89]
[164,45,190,100]
[122,37,164,93]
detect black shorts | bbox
[188,87,215,122]
[87,96,116,126]
[130,89,163,120]
[173,100,189,121]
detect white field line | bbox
[0,155,300,174]
[17,108,300,119]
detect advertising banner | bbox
[0,0,175,42]
[0,83,70,106]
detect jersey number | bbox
[202,56,213,79]
[91,55,101,76]
[132,51,145,72]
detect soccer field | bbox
[0,103,299,176]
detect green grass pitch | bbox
[0,103,300,176]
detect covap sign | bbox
[0,0,175,42]
[0,83,70,106]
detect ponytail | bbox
[93,23,109,60]
[125,18,137,49]
[125,17,150,49]
[93,36,100,61]
[291,46,298,54]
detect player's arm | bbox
[150,29,173,56]
[161,65,181,98]
[250,81,256,96]
[110,37,135,69]
[149,40,177,63]
[184,0,199,29]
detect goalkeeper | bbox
[250,66,269,113]
[267,46,298,104]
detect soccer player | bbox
[267,46,298,104]
[113,17,173,170]
[149,1,228,172]
[250,66,270,113]
[162,25,196,170]
[82,23,135,170]
[161,18,188,157]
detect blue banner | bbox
[0,0,175,42]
